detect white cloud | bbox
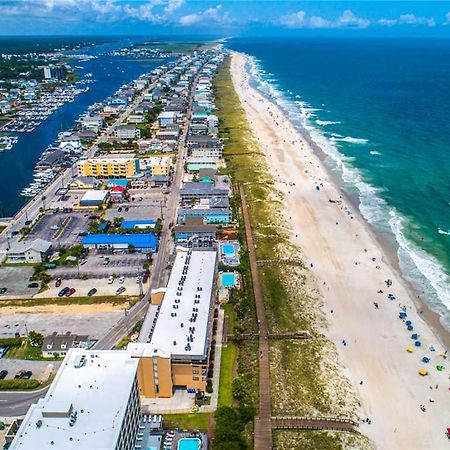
[445,12,450,25]
[280,9,369,29]
[178,4,230,27]
[0,0,182,23]
[377,13,436,28]
[398,13,435,27]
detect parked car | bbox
[119,276,125,284]
[22,371,32,380]
[79,259,87,265]
[142,271,149,283]
[11,230,20,236]
[107,276,114,284]
[55,278,62,288]
[65,288,76,297]
[115,287,126,295]
[0,287,7,294]
[0,370,7,379]
[89,215,100,220]
[27,282,39,288]
[118,207,122,212]
[14,370,26,379]
[58,287,69,297]
[87,288,97,297]
[0,347,8,359]
[136,276,142,284]
[103,257,110,266]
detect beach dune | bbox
[230,52,450,450]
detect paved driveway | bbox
[0,358,61,382]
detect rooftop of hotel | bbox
[10,349,139,450]
[129,249,217,360]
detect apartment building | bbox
[9,349,140,450]
[77,156,140,179]
[129,249,217,398]
[143,156,171,177]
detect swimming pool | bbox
[221,272,236,287]
[221,243,236,257]
[177,438,201,450]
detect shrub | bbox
[0,337,22,347]
[0,379,40,390]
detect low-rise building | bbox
[157,111,176,127]
[143,156,171,177]
[180,182,229,201]
[42,332,91,358]
[79,190,109,207]
[80,115,104,133]
[82,233,158,253]
[115,125,141,140]
[7,239,52,264]
[177,207,230,224]
[174,218,217,247]
[9,349,140,450]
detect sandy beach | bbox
[230,52,450,449]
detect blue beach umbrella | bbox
[415,341,422,347]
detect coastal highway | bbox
[0,71,167,254]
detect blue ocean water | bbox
[228,37,450,330]
[0,37,168,217]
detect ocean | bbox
[228,37,450,330]
[0,37,168,217]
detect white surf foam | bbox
[245,53,450,331]
[438,228,450,236]
[315,120,341,126]
[370,150,381,156]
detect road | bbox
[0,386,50,417]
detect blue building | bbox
[177,208,230,224]
[120,220,156,230]
[82,233,157,253]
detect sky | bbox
[1,0,450,37]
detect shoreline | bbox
[243,54,450,350]
[231,51,450,449]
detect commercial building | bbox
[82,233,158,253]
[7,238,52,264]
[130,249,217,398]
[180,182,229,201]
[9,349,140,450]
[79,190,109,207]
[77,156,140,179]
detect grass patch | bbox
[5,341,44,360]
[0,295,138,309]
[218,343,236,407]
[163,413,210,432]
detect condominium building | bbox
[9,349,140,450]
[144,156,171,177]
[77,156,140,179]
[130,249,217,398]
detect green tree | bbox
[28,331,44,347]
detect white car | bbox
[107,276,114,284]
[119,276,125,284]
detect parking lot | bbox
[104,195,166,222]
[0,267,39,297]
[36,275,147,298]
[27,212,91,247]
[0,311,123,340]
[48,253,148,279]
[0,358,61,381]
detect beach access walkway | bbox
[239,183,273,450]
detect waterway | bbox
[0,38,170,217]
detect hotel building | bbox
[9,349,140,450]
[130,249,217,398]
[77,156,140,179]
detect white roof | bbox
[131,250,216,360]
[158,111,176,119]
[8,238,51,255]
[10,349,139,450]
[81,190,108,202]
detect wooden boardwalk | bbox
[239,184,273,450]
[271,416,359,433]
[228,331,312,342]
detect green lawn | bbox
[4,340,54,360]
[218,343,237,407]
[223,304,235,334]
[163,413,210,432]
